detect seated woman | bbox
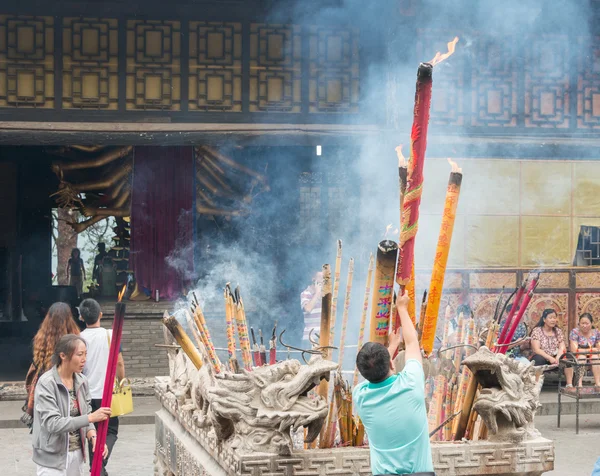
[32,334,111,476]
[564,313,600,388]
[530,308,566,366]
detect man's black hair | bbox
[356,342,390,383]
[79,298,102,326]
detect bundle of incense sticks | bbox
[232,285,253,371]
[224,286,240,373]
[269,322,277,365]
[250,327,261,366]
[454,294,507,441]
[498,273,540,354]
[91,290,126,476]
[426,310,481,442]
[183,309,207,357]
[162,313,203,370]
[191,296,221,373]
[258,329,267,366]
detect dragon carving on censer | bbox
[463,346,545,443]
[158,328,337,456]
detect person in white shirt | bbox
[300,271,323,344]
[79,299,125,476]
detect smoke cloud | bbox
[170,0,597,367]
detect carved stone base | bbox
[155,378,555,476]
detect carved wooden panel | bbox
[524,34,570,128]
[471,293,500,330]
[62,17,118,110]
[0,15,54,108]
[471,36,518,127]
[188,21,242,112]
[126,19,181,110]
[249,24,301,113]
[537,272,570,289]
[577,293,600,329]
[308,26,359,114]
[576,35,600,130]
[470,272,516,289]
[576,272,600,289]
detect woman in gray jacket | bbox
[33,334,112,475]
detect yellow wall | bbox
[415,158,600,269]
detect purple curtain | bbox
[130,146,194,300]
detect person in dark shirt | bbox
[67,248,86,299]
[92,243,108,284]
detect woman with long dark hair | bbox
[32,334,111,475]
[530,308,566,366]
[21,303,81,427]
[564,313,600,388]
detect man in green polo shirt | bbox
[353,291,434,476]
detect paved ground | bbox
[1,407,598,475]
[538,414,600,475]
[0,424,154,475]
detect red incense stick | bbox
[91,294,126,476]
[496,280,527,349]
[498,275,539,355]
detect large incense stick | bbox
[162,313,203,370]
[317,265,334,446]
[353,253,374,387]
[191,303,221,373]
[184,309,206,355]
[396,146,416,321]
[91,298,126,476]
[397,63,433,287]
[337,258,355,367]
[233,287,253,370]
[417,290,428,341]
[496,280,527,349]
[369,240,398,346]
[329,240,343,347]
[455,304,499,441]
[317,264,333,400]
[223,287,237,370]
[421,161,462,355]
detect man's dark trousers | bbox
[88,398,119,475]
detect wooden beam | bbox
[0,121,381,147]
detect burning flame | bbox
[447,158,462,174]
[429,37,459,67]
[395,145,407,167]
[117,284,127,303]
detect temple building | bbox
[0,0,600,381]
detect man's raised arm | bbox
[397,290,422,364]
